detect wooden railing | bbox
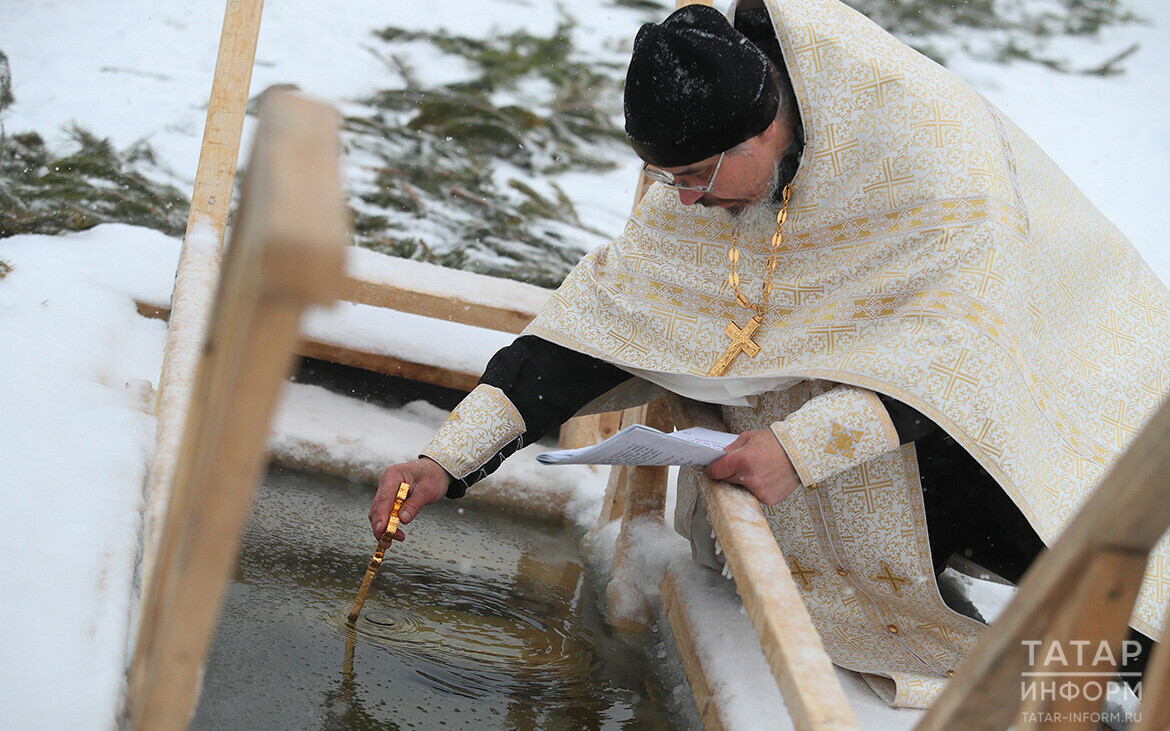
[126,91,347,731]
[599,396,859,730]
[140,0,264,600]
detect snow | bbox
[0,0,1167,729]
[0,226,176,730]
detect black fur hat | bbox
[624,4,780,167]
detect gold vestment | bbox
[518,0,1170,703]
[423,0,1170,708]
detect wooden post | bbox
[1015,549,1147,730]
[1134,607,1170,730]
[606,398,672,632]
[125,92,346,731]
[341,273,546,334]
[559,413,603,449]
[143,0,265,591]
[594,405,659,529]
[916,396,1170,731]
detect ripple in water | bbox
[192,468,679,730]
[327,564,591,703]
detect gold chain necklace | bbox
[707,183,792,377]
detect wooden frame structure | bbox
[138,258,554,393]
[126,91,346,730]
[129,0,1170,729]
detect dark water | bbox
[191,466,682,730]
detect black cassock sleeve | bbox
[442,335,632,497]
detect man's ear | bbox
[757,118,780,144]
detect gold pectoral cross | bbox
[707,315,763,376]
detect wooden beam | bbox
[593,405,660,528]
[126,92,346,731]
[916,396,1170,730]
[607,399,673,632]
[667,395,857,730]
[1016,549,1147,730]
[1134,604,1170,730]
[297,336,480,392]
[342,273,545,334]
[136,302,483,392]
[662,568,732,731]
[701,473,859,731]
[143,0,265,593]
[559,413,602,450]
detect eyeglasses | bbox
[642,152,725,193]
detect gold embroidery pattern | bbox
[526,0,1170,637]
[881,673,947,708]
[870,560,911,596]
[420,385,525,480]
[771,387,899,486]
[826,422,863,458]
[789,556,823,591]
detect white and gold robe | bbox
[424,0,1170,707]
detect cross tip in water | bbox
[347,610,359,623]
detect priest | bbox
[369,0,1170,706]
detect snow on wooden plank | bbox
[702,475,860,731]
[343,247,552,333]
[138,288,518,392]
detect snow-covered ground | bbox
[1,1,1166,729]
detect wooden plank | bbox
[702,472,859,731]
[342,273,544,334]
[607,463,672,632]
[606,399,674,631]
[662,567,731,731]
[143,0,265,593]
[1016,549,1147,730]
[594,405,652,528]
[136,301,483,392]
[664,394,857,728]
[559,412,603,450]
[126,92,346,731]
[916,396,1170,731]
[1134,605,1170,730]
[561,409,621,450]
[297,336,480,392]
[595,464,631,529]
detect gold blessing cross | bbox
[707,315,763,376]
[347,481,411,623]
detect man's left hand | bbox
[705,429,800,505]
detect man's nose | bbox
[678,189,704,206]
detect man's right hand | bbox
[369,457,451,541]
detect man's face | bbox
[652,122,794,216]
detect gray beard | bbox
[720,161,783,240]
